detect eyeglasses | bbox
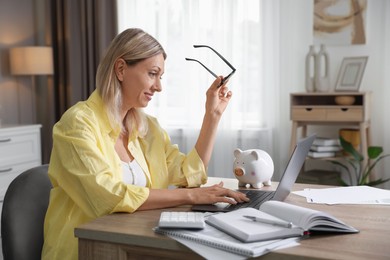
[185,45,236,87]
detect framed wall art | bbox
[335,56,368,92]
[313,0,367,45]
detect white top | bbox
[121,160,147,187]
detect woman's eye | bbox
[149,71,163,80]
[149,72,157,77]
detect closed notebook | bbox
[206,207,303,242]
[206,201,358,243]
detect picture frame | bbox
[335,56,368,92]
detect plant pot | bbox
[339,128,360,155]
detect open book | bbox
[206,201,358,243]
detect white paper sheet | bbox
[171,235,300,260]
[292,186,390,205]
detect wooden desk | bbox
[75,178,390,259]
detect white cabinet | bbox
[0,124,42,234]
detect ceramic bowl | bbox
[334,96,356,105]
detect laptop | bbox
[192,134,316,212]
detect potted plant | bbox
[330,136,390,186]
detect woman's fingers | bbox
[210,76,223,89]
[206,183,249,204]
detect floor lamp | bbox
[9,46,53,123]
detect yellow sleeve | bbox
[144,117,208,188]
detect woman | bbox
[42,28,248,259]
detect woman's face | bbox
[117,53,165,112]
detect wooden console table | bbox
[289,92,372,181]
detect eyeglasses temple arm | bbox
[193,45,236,71]
[185,58,218,78]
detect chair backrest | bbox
[1,164,51,260]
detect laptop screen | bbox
[272,134,316,201]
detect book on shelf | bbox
[310,145,341,152]
[205,201,358,243]
[307,151,336,158]
[154,223,299,258]
[308,151,336,158]
[312,137,340,146]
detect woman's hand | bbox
[138,182,249,211]
[188,182,249,205]
[205,76,232,117]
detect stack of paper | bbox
[293,186,390,205]
[160,224,299,259]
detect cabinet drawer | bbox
[291,108,326,121]
[326,108,363,121]
[0,131,40,166]
[0,161,41,200]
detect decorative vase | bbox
[305,45,316,92]
[315,44,330,92]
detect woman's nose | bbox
[154,79,162,92]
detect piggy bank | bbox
[233,149,274,188]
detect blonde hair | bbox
[96,28,166,137]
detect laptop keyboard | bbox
[226,190,275,210]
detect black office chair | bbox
[1,164,52,260]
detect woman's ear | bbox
[114,58,126,82]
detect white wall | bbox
[276,0,390,188]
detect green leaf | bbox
[360,154,390,185]
[332,137,390,186]
[364,154,390,176]
[339,136,363,161]
[367,146,383,159]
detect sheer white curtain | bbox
[117,0,281,178]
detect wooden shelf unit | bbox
[289,92,372,182]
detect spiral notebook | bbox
[154,223,299,258]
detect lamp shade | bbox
[10,46,53,75]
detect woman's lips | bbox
[145,92,153,101]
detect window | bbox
[117,0,279,177]
[117,0,264,129]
